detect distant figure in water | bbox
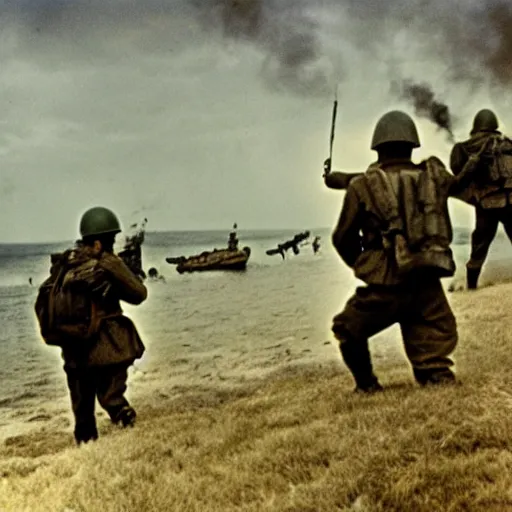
[28,277,33,286]
[148,267,166,282]
[228,222,239,251]
[312,236,321,254]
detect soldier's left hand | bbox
[323,158,332,176]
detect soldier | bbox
[118,218,148,281]
[35,207,147,445]
[228,222,239,251]
[329,110,463,393]
[450,109,512,290]
[312,236,321,254]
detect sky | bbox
[1,0,511,243]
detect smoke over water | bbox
[392,80,455,142]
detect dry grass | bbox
[2,284,512,511]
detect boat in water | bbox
[166,223,251,273]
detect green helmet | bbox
[79,206,121,238]
[371,110,420,150]
[471,109,499,134]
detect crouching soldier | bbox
[329,110,468,392]
[35,206,148,444]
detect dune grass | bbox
[1,283,512,511]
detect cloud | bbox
[0,0,509,242]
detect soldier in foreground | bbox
[329,111,464,392]
[450,109,512,289]
[35,207,147,444]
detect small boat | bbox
[166,247,251,273]
[165,223,251,274]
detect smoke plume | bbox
[4,1,512,113]
[392,80,455,142]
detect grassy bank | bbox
[1,283,512,512]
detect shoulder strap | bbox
[363,167,400,218]
[47,265,68,333]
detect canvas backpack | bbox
[34,253,106,346]
[361,157,455,277]
[475,134,512,183]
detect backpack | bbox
[487,135,512,182]
[472,134,512,184]
[362,157,455,278]
[34,252,106,346]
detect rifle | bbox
[323,85,338,175]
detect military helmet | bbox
[79,206,122,238]
[371,110,420,150]
[471,109,499,134]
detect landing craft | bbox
[166,223,251,273]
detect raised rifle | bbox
[323,85,338,175]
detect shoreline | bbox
[1,280,512,510]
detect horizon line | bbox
[0,225,473,246]
[0,226,333,246]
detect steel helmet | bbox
[471,109,499,134]
[371,110,420,150]
[79,206,122,238]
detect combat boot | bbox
[74,422,98,446]
[354,374,384,394]
[339,337,383,393]
[414,368,456,387]
[466,268,481,290]
[114,406,137,427]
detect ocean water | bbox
[1,226,511,442]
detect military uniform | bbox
[449,109,512,289]
[330,111,458,392]
[37,207,147,444]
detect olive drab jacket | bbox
[450,131,512,208]
[332,157,458,286]
[41,245,147,368]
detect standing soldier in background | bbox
[118,217,148,281]
[227,222,239,251]
[312,236,321,254]
[450,109,512,290]
[35,207,147,445]
[329,111,462,393]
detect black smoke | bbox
[392,80,455,142]
[4,0,512,99]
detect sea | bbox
[1,226,512,442]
